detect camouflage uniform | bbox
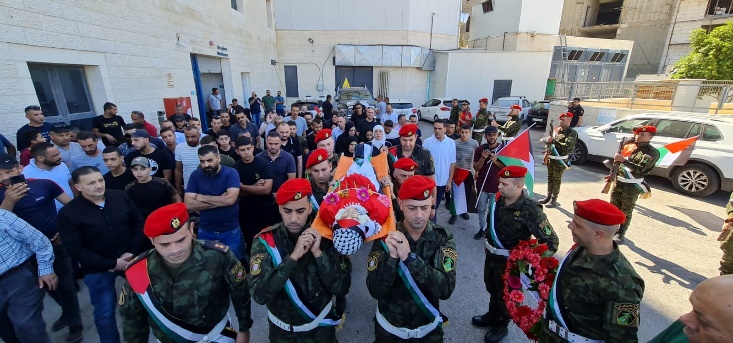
[540,244,645,342]
[472,109,493,142]
[497,116,521,138]
[389,145,435,177]
[310,179,329,208]
[119,240,252,343]
[483,193,559,328]
[449,106,461,123]
[609,141,659,236]
[249,222,352,342]
[366,221,457,342]
[391,197,404,223]
[718,192,733,275]
[546,127,577,196]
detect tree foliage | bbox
[671,21,733,80]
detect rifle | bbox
[601,137,631,194]
[542,120,555,165]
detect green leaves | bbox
[671,22,733,80]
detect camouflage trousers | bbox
[610,182,642,235]
[268,322,337,343]
[546,161,567,196]
[374,320,444,342]
[719,225,733,275]
[483,253,511,328]
[472,131,485,144]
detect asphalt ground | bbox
[35,122,728,343]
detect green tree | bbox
[671,21,733,80]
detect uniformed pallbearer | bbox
[539,112,577,207]
[540,199,645,342]
[119,203,252,343]
[473,166,559,343]
[492,104,522,139]
[248,178,351,342]
[367,175,457,342]
[379,157,418,223]
[608,125,659,242]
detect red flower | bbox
[509,290,525,303]
[547,257,560,269]
[529,239,538,245]
[533,244,549,255]
[507,276,522,290]
[538,283,551,299]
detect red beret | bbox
[314,129,333,143]
[144,203,189,238]
[573,199,626,226]
[559,112,574,119]
[499,165,527,178]
[276,178,312,205]
[399,124,419,137]
[398,175,436,200]
[306,148,329,169]
[393,157,418,172]
[633,125,657,134]
[510,104,522,111]
[479,98,489,104]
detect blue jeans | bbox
[477,192,496,231]
[432,186,447,223]
[84,272,122,343]
[198,227,247,261]
[0,260,50,343]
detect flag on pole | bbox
[496,128,535,195]
[342,77,351,88]
[449,168,471,216]
[656,136,698,167]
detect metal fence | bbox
[549,80,733,114]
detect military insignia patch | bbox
[543,225,553,236]
[250,254,265,276]
[613,303,640,327]
[504,170,510,177]
[294,192,303,200]
[423,190,430,198]
[407,131,413,136]
[441,248,457,272]
[514,211,521,217]
[230,261,246,282]
[367,251,380,271]
[170,217,181,229]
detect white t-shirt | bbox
[175,144,201,189]
[422,135,456,186]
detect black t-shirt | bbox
[219,146,238,159]
[104,168,136,191]
[124,177,177,218]
[92,115,126,146]
[357,119,380,142]
[306,132,317,151]
[125,148,174,179]
[281,137,303,160]
[570,105,584,127]
[234,159,273,211]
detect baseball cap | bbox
[0,153,18,169]
[131,129,150,139]
[51,125,72,134]
[131,156,150,168]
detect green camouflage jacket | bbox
[119,240,252,343]
[540,244,645,342]
[489,194,559,253]
[623,142,660,177]
[552,126,578,157]
[498,116,522,137]
[449,106,461,122]
[473,109,493,131]
[389,145,435,177]
[366,222,457,330]
[248,223,351,326]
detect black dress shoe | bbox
[474,230,485,240]
[448,216,457,224]
[472,313,494,327]
[460,213,470,220]
[52,317,68,332]
[66,325,84,343]
[484,326,509,343]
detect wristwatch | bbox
[404,252,418,265]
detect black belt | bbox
[0,257,33,282]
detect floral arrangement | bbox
[503,239,560,341]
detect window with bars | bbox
[482,1,494,13]
[707,0,733,15]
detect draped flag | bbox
[656,136,698,167]
[449,167,471,216]
[496,128,535,195]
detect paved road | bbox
[38,123,727,343]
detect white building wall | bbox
[517,0,564,35]
[469,0,523,40]
[434,50,553,103]
[0,0,279,145]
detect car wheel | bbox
[569,141,587,165]
[671,163,720,197]
[417,110,422,121]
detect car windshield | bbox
[391,103,413,109]
[531,102,549,110]
[339,90,372,100]
[492,99,520,108]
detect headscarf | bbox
[370,125,386,149]
[336,121,357,154]
[343,136,359,157]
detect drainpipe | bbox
[502,32,507,50]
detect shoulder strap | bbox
[202,240,230,254]
[487,194,504,249]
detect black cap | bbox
[51,125,72,134]
[131,129,150,139]
[0,153,18,169]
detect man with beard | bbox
[249,178,351,342]
[206,115,224,137]
[277,121,303,178]
[448,98,460,123]
[102,147,135,191]
[167,104,192,122]
[23,142,76,210]
[288,104,308,137]
[229,109,260,147]
[306,118,324,151]
[17,105,54,151]
[474,166,558,343]
[124,130,172,181]
[174,126,201,194]
[49,125,81,165]
[472,126,504,240]
[184,145,244,260]
[305,148,331,208]
[356,107,379,142]
[389,124,434,178]
[92,102,126,147]
[69,131,109,174]
[257,131,296,195]
[379,157,418,222]
[234,136,274,251]
[366,175,457,342]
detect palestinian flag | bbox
[496,128,535,195]
[656,136,698,167]
[449,168,471,216]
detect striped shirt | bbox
[455,138,479,172]
[0,209,54,276]
[175,144,201,189]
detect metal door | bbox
[492,80,513,102]
[335,66,374,93]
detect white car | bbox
[571,113,733,197]
[418,98,466,122]
[489,96,531,123]
[387,98,416,118]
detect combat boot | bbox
[545,196,558,207]
[538,194,552,204]
[484,326,509,343]
[471,312,495,328]
[474,229,485,240]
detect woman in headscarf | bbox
[336,121,357,154]
[364,125,389,157]
[343,136,359,157]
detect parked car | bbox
[292,99,323,117]
[570,112,733,197]
[417,98,466,122]
[387,99,416,118]
[489,96,531,123]
[335,87,376,119]
[527,101,551,127]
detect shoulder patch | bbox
[367,251,380,272]
[613,303,640,327]
[441,247,457,272]
[250,253,266,276]
[230,261,246,283]
[202,240,230,253]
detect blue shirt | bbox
[275,96,285,110]
[69,151,110,175]
[0,209,54,276]
[256,150,295,192]
[22,160,74,211]
[0,179,64,238]
[185,166,240,231]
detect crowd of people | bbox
[0,94,727,343]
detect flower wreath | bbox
[503,239,560,341]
